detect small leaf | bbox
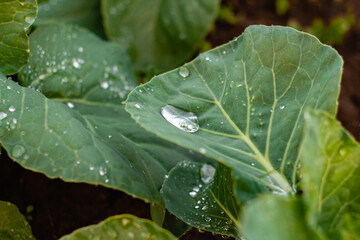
[60,214,177,240]
[161,161,242,238]
[36,0,104,37]
[0,200,35,240]
[125,25,343,200]
[301,110,360,237]
[0,0,37,75]
[101,0,220,72]
[241,195,322,240]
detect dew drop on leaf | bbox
[134,103,142,109]
[279,105,285,110]
[189,191,198,198]
[178,66,189,78]
[200,164,216,184]
[12,145,26,158]
[67,102,74,108]
[161,105,199,133]
[0,112,7,120]
[8,106,16,112]
[99,167,106,176]
[100,81,109,89]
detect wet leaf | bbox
[36,0,104,37]
[0,24,206,203]
[60,214,177,240]
[301,110,360,238]
[0,201,35,240]
[101,0,220,72]
[161,162,242,238]
[125,25,343,201]
[0,0,37,75]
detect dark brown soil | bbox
[0,0,359,239]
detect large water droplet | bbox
[200,164,216,184]
[178,67,189,78]
[12,145,26,158]
[0,112,7,120]
[161,105,199,133]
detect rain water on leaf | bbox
[161,105,199,133]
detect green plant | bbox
[1,0,358,239]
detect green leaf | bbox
[150,203,166,226]
[241,195,322,240]
[60,214,177,240]
[162,211,191,237]
[161,161,242,238]
[101,0,220,72]
[36,0,104,37]
[0,200,35,240]
[125,25,343,200]
[0,24,206,203]
[0,0,37,75]
[301,110,360,236]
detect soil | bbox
[0,0,359,239]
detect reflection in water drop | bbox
[0,112,7,120]
[8,106,16,112]
[161,105,199,133]
[178,67,189,78]
[200,164,216,184]
[12,145,26,158]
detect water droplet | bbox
[72,58,83,69]
[279,105,285,110]
[122,218,130,226]
[67,102,74,108]
[193,186,200,192]
[200,164,216,184]
[89,166,94,171]
[100,82,109,89]
[0,112,7,120]
[99,167,106,176]
[134,103,142,109]
[8,106,16,112]
[25,15,35,24]
[108,134,112,139]
[189,191,198,198]
[251,162,255,166]
[105,178,110,183]
[12,145,26,158]
[161,105,199,133]
[339,148,347,156]
[6,86,11,90]
[199,147,207,154]
[78,47,83,52]
[202,205,208,210]
[178,67,189,78]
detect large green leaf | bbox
[36,0,104,37]
[241,195,322,240]
[0,200,35,240]
[60,214,177,240]
[161,162,242,238]
[101,0,220,72]
[125,25,343,201]
[0,0,37,75]
[301,110,360,238]
[0,24,207,203]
